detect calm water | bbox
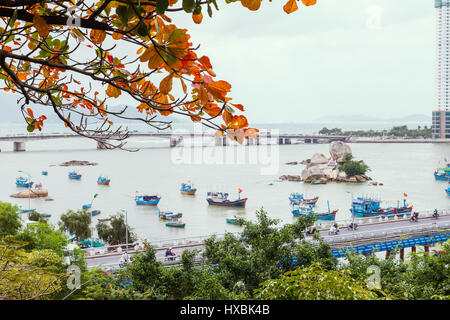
[0,135,448,242]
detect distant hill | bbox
[313,114,431,123]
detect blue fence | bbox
[331,233,450,258]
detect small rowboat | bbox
[165,218,185,228]
[69,171,82,180]
[90,210,101,216]
[226,217,244,225]
[42,171,48,176]
[293,196,319,205]
[159,211,183,220]
[39,213,52,218]
[82,203,92,209]
[97,176,110,185]
[16,177,33,188]
[19,206,36,213]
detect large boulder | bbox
[329,141,352,162]
[310,153,329,165]
[301,166,325,181]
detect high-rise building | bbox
[432,1,450,138]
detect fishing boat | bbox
[135,194,161,206]
[159,211,183,220]
[292,196,319,206]
[42,170,48,176]
[180,182,196,195]
[89,210,101,216]
[19,206,36,213]
[68,171,82,180]
[226,217,244,225]
[206,192,247,207]
[16,177,33,188]
[165,218,185,228]
[82,203,92,209]
[446,183,450,196]
[434,162,450,181]
[292,201,338,221]
[289,193,304,204]
[97,176,110,185]
[350,197,412,217]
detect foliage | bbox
[338,152,369,176]
[16,221,69,255]
[0,240,64,300]
[319,125,432,139]
[0,201,21,236]
[255,263,380,300]
[58,209,91,240]
[96,212,137,245]
[27,210,48,223]
[0,1,320,148]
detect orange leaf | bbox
[241,0,262,11]
[222,110,233,124]
[106,84,121,98]
[206,80,232,102]
[90,29,106,45]
[231,103,245,112]
[283,0,298,14]
[301,0,317,6]
[159,73,174,95]
[33,15,50,37]
[26,108,34,118]
[112,32,123,40]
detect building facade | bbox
[433,1,450,138]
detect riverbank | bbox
[350,138,450,143]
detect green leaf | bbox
[182,0,195,13]
[207,4,213,18]
[8,9,17,27]
[117,6,129,25]
[137,21,148,37]
[156,0,169,14]
[193,4,202,15]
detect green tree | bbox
[0,202,21,237]
[16,222,68,256]
[96,213,137,245]
[338,152,369,176]
[255,264,381,300]
[58,209,91,240]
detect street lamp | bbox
[18,170,32,211]
[89,193,99,250]
[120,209,128,253]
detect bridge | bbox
[0,132,350,151]
[82,209,450,271]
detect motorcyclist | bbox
[329,223,339,235]
[433,209,439,218]
[411,212,419,222]
[165,247,176,260]
[306,225,317,235]
[119,251,130,267]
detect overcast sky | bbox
[1,0,436,126]
[169,0,435,124]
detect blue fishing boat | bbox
[39,213,51,218]
[42,170,48,176]
[350,197,412,217]
[165,218,185,228]
[135,194,161,206]
[82,203,92,209]
[434,163,450,181]
[446,183,450,196]
[16,176,33,188]
[68,171,82,180]
[97,176,110,185]
[289,193,304,204]
[226,217,244,225]
[159,211,183,220]
[180,182,196,195]
[292,201,337,221]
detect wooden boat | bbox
[226,217,244,225]
[350,197,412,217]
[289,193,304,204]
[180,182,196,195]
[89,210,101,216]
[68,171,82,180]
[135,194,161,206]
[97,176,110,185]
[159,211,183,220]
[165,218,185,228]
[207,192,247,207]
[434,163,450,181]
[292,200,337,221]
[16,177,33,188]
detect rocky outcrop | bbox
[301,166,325,181]
[329,141,352,162]
[310,153,329,165]
[10,188,48,198]
[285,161,298,165]
[279,175,301,182]
[59,160,98,166]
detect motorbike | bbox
[410,212,419,223]
[432,210,439,219]
[328,228,339,235]
[348,222,358,231]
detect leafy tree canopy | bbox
[0,201,22,236]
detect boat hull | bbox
[351,206,412,217]
[435,173,450,181]
[159,212,183,220]
[180,189,196,195]
[207,198,247,207]
[97,181,110,185]
[292,209,337,220]
[166,223,185,228]
[136,197,161,206]
[226,218,243,225]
